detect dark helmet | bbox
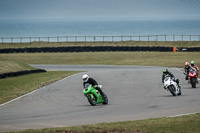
[163,68,168,75]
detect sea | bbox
[0,18,200,42]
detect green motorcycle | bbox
[83,84,108,106]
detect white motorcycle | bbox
[163,75,181,96]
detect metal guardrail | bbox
[1,35,200,43]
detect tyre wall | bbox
[0,46,176,53]
[0,69,46,79]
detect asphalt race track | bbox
[0,65,200,132]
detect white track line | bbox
[0,73,79,107]
[169,112,198,117]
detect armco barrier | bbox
[0,46,199,53]
[0,69,46,79]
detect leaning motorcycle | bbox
[83,84,108,106]
[163,75,181,96]
[188,69,197,88]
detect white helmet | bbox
[82,74,89,82]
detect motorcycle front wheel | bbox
[191,78,196,88]
[87,94,96,106]
[168,86,177,96]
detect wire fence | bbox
[1,35,200,44]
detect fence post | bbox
[30,37,31,44]
[182,35,183,42]
[190,35,191,42]
[66,36,68,42]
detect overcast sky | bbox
[0,0,200,20]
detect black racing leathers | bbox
[184,66,190,80]
[83,78,104,97]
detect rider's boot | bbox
[95,87,105,100]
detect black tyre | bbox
[87,94,96,106]
[102,93,108,105]
[191,78,196,88]
[168,86,176,96]
[178,88,182,95]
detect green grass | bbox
[0,71,80,104]
[0,52,200,68]
[0,41,200,49]
[8,113,200,133]
[0,61,36,74]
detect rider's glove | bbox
[93,85,98,88]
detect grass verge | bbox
[0,52,200,68]
[0,41,200,48]
[0,71,80,104]
[0,61,36,74]
[8,113,200,133]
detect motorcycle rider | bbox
[162,68,180,89]
[184,62,191,80]
[190,61,199,83]
[184,61,198,83]
[82,74,105,100]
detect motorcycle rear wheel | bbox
[102,93,108,105]
[178,88,182,95]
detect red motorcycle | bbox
[188,69,198,88]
